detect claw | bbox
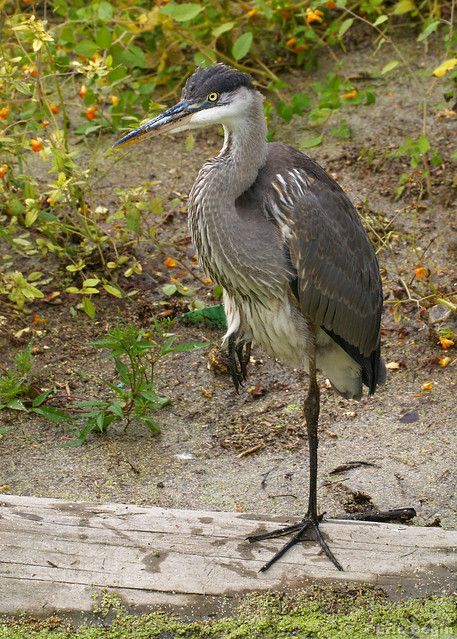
[248,514,342,573]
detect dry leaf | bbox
[386,361,400,370]
[438,356,451,367]
[439,336,454,350]
[164,257,177,268]
[432,58,457,78]
[421,381,433,391]
[415,266,428,279]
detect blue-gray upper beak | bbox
[112,100,194,149]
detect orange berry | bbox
[30,138,44,152]
[84,106,97,120]
[415,266,428,279]
[247,8,256,17]
[49,103,59,114]
[0,164,8,179]
[342,89,358,100]
[0,106,9,120]
[79,84,88,99]
[109,95,119,106]
[439,336,454,350]
[30,68,39,78]
[325,1,336,8]
[164,256,177,268]
[286,37,297,48]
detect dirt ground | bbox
[1,33,456,548]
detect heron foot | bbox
[247,513,343,573]
[228,337,251,392]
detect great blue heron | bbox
[114,63,414,572]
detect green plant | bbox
[68,323,208,445]
[0,341,34,410]
[0,342,69,424]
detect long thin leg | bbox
[228,334,243,392]
[247,337,343,572]
[305,348,320,521]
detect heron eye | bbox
[207,92,219,102]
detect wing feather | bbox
[260,143,383,360]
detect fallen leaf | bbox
[342,89,358,100]
[436,108,456,119]
[432,58,457,78]
[421,381,433,391]
[415,266,428,279]
[247,384,267,398]
[386,361,400,370]
[439,336,454,350]
[14,327,31,339]
[437,356,451,367]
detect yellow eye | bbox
[207,92,219,102]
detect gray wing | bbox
[256,143,383,360]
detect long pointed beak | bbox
[113,100,194,149]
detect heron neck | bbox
[218,94,268,198]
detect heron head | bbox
[113,64,257,149]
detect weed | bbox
[67,322,208,445]
[0,341,34,409]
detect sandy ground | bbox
[1,34,456,541]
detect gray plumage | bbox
[184,65,386,400]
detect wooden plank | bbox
[1,494,456,617]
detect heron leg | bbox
[247,339,344,572]
[228,334,243,392]
[236,340,251,381]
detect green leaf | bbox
[417,20,440,42]
[121,46,147,69]
[115,358,130,385]
[103,284,122,298]
[6,399,26,411]
[417,135,430,154]
[33,406,69,422]
[0,426,10,435]
[300,135,323,149]
[160,3,203,22]
[232,32,253,61]
[381,60,399,74]
[372,15,388,26]
[162,284,177,296]
[107,402,124,418]
[140,390,170,408]
[82,297,96,319]
[73,40,99,57]
[138,416,161,433]
[338,18,353,38]
[393,0,415,14]
[96,26,112,49]
[32,389,53,407]
[83,278,100,288]
[181,304,227,329]
[166,341,209,353]
[97,0,113,20]
[213,22,234,38]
